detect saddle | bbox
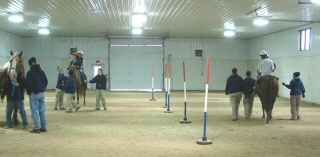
[257,75,279,84]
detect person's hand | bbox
[225,92,228,95]
[282,82,285,86]
[15,83,19,86]
[302,94,305,98]
[1,99,4,103]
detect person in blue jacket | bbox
[54,69,68,110]
[89,68,107,110]
[25,57,48,133]
[243,71,256,119]
[282,72,306,120]
[65,70,81,113]
[225,68,245,121]
[1,74,28,129]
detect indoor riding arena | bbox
[1,0,320,157]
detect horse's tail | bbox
[266,78,273,112]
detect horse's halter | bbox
[8,55,19,83]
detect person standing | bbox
[54,69,68,110]
[89,68,107,110]
[282,72,306,120]
[243,71,256,119]
[1,74,28,129]
[25,57,48,133]
[225,68,244,121]
[65,70,81,113]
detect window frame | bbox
[299,28,312,51]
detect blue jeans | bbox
[6,101,28,126]
[29,92,47,130]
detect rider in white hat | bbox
[257,50,275,76]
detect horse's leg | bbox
[12,107,20,126]
[83,89,86,106]
[262,104,265,119]
[77,92,80,104]
[266,110,270,124]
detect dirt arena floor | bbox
[0,89,320,157]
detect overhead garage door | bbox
[110,39,163,91]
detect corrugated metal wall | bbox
[247,23,320,104]
[0,30,23,64]
[164,38,249,90]
[22,37,109,89]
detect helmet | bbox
[78,51,84,55]
[259,50,268,56]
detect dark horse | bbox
[256,75,279,124]
[69,65,86,105]
[0,51,25,125]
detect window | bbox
[299,28,312,51]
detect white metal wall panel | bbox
[0,30,23,64]
[111,39,163,45]
[165,38,248,60]
[110,43,163,90]
[247,23,320,104]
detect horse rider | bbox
[67,52,81,71]
[77,51,88,84]
[255,50,276,90]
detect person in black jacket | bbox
[89,68,107,110]
[243,71,256,119]
[225,68,245,121]
[65,70,81,113]
[25,57,48,133]
[54,69,68,110]
[1,74,28,129]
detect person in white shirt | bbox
[255,50,276,91]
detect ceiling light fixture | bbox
[38,27,50,35]
[8,13,23,22]
[311,0,320,4]
[132,13,147,27]
[254,18,269,26]
[132,28,142,35]
[224,30,235,37]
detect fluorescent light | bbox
[254,19,269,26]
[224,30,235,37]
[8,13,23,22]
[311,0,320,4]
[132,14,147,27]
[132,28,142,35]
[38,28,50,35]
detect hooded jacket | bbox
[56,73,68,90]
[65,75,76,94]
[25,64,48,95]
[225,74,244,94]
[284,77,305,95]
[89,74,106,90]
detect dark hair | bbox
[232,68,237,74]
[98,68,103,73]
[59,69,64,72]
[246,71,251,77]
[68,70,74,76]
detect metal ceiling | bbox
[0,0,319,39]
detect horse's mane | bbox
[0,62,10,73]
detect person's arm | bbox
[17,74,26,89]
[25,71,33,95]
[1,80,9,101]
[89,75,98,83]
[225,78,230,95]
[270,60,275,72]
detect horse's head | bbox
[8,51,25,81]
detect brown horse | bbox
[256,75,279,124]
[68,65,86,105]
[0,51,25,125]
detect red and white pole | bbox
[163,64,168,107]
[197,56,212,145]
[164,61,173,113]
[180,61,191,123]
[150,66,156,101]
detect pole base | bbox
[150,98,156,101]
[164,109,173,113]
[180,119,191,123]
[196,139,212,145]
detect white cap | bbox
[259,50,268,56]
[78,51,84,55]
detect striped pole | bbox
[163,64,168,108]
[164,61,173,113]
[180,61,191,123]
[197,56,212,145]
[150,66,156,101]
